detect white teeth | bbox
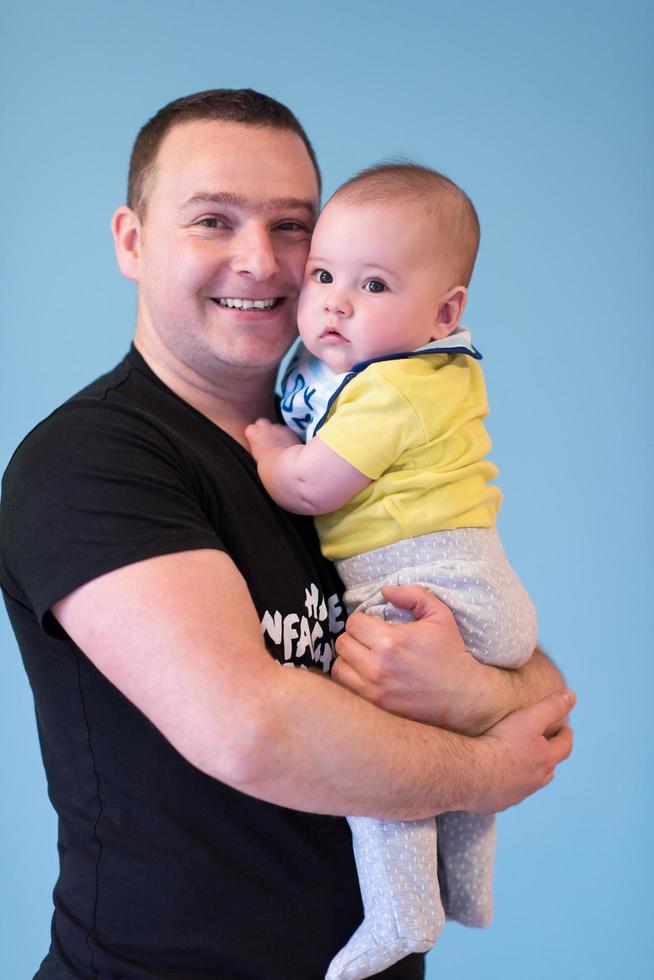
[217,297,277,309]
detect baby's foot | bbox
[325,816,444,980]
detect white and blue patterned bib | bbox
[278,327,479,442]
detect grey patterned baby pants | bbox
[325,528,537,980]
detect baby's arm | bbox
[245,418,371,515]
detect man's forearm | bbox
[214,659,571,822]
[55,551,572,825]
[229,665,480,819]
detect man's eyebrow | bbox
[180,192,316,218]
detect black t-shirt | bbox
[0,349,423,980]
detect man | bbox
[0,90,573,979]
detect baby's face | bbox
[297,198,458,373]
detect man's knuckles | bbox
[364,651,398,689]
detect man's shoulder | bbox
[4,349,183,482]
[0,350,223,617]
[68,350,137,402]
[7,352,132,457]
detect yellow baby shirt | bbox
[314,354,502,560]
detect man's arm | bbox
[53,548,573,820]
[332,584,566,736]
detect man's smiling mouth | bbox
[213,297,280,310]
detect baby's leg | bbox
[325,579,447,980]
[325,816,444,980]
[337,529,538,931]
[436,810,496,926]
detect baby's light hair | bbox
[330,162,480,286]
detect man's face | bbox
[133,119,319,379]
[297,198,458,373]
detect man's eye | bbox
[276,221,307,232]
[364,280,386,293]
[197,217,227,229]
[315,269,333,284]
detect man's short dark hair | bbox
[128,88,321,218]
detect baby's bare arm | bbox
[245,419,370,514]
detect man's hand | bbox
[467,689,575,815]
[332,584,564,735]
[245,417,302,460]
[332,584,485,730]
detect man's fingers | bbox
[343,587,449,646]
[330,655,365,698]
[546,723,574,765]
[520,688,576,734]
[334,631,374,675]
[380,584,453,622]
[344,609,396,646]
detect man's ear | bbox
[432,286,468,340]
[111,206,142,283]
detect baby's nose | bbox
[324,294,353,317]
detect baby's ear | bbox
[432,286,468,340]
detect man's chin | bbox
[207,333,297,374]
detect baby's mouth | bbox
[320,327,349,342]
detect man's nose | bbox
[324,292,353,317]
[230,225,279,281]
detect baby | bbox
[246,164,537,980]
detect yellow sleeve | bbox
[316,366,426,480]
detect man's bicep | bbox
[1,405,225,625]
[52,548,278,782]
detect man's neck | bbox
[133,334,278,449]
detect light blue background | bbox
[2,1,652,977]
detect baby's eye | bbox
[364,279,386,293]
[314,269,333,284]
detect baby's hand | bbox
[245,418,302,460]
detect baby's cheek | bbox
[296,286,315,331]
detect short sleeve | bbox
[0,402,223,629]
[316,367,426,479]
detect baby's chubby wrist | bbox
[244,418,302,462]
